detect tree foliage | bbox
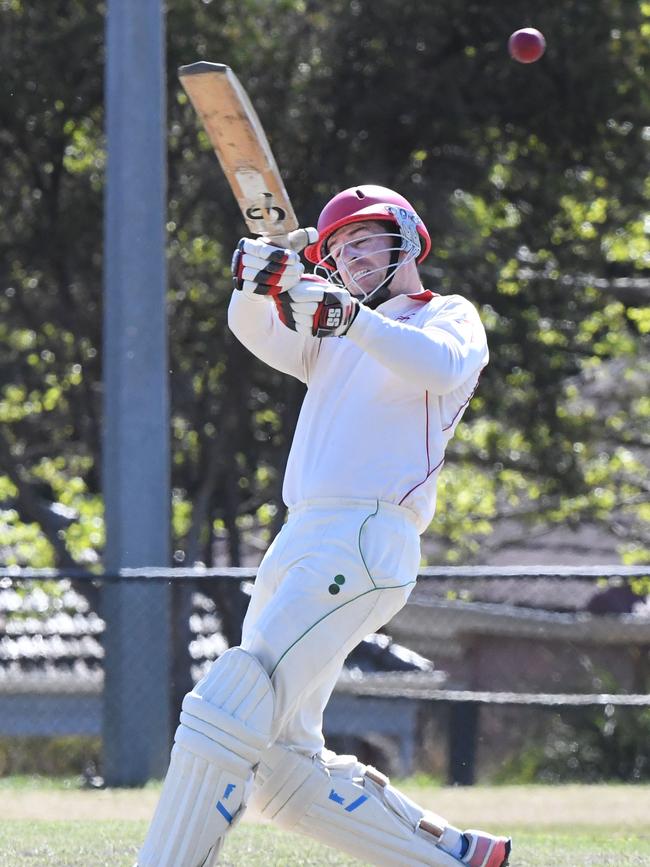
[0,0,648,567]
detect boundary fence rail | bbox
[1,564,649,784]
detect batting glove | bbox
[274,275,360,338]
[231,237,304,297]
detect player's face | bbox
[327,221,398,297]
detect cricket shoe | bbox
[460,830,511,867]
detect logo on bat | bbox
[245,203,287,223]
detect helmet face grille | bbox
[313,229,415,308]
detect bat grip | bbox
[265,226,318,253]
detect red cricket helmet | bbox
[304,184,432,265]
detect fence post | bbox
[102,0,171,785]
[448,701,479,785]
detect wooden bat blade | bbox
[178,61,298,240]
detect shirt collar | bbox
[374,288,438,311]
[407,289,436,301]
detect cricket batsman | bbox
[137,185,511,867]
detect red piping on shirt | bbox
[399,391,445,505]
[442,369,485,432]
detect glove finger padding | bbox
[239,261,304,288]
[232,238,304,296]
[273,292,299,331]
[238,237,303,263]
[274,276,359,338]
[273,279,322,334]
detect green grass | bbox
[0,773,161,792]
[0,774,82,791]
[1,779,649,866]
[0,821,367,866]
[0,821,649,866]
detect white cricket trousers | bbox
[240,498,421,756]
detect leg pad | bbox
[138,648,274,867]
[250,745,460,867]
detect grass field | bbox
[0,776,648,866]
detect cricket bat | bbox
[178,62,316,252]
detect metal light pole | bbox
[102,0,171,785]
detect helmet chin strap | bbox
[365,285,391,309]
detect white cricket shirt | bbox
[228,288,488,533]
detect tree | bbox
[0,0,648,572]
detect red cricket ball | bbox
[508,28,546,64]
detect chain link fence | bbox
[1,566,649,784]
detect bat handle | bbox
[264,226,318,253]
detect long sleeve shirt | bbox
[228,288,488,533]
